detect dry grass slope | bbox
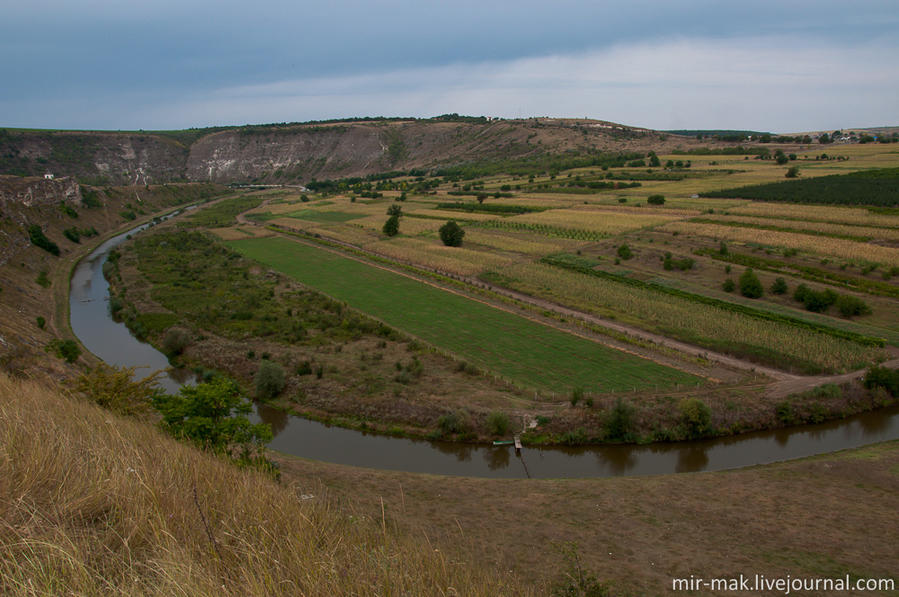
[0,374,530,597]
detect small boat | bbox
[492,440,514,446]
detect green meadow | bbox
[228,236,699,392]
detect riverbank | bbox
[105,217,898,448]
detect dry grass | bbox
[0,374,529,597]
[663,221,899,267]
[278,439,899,596]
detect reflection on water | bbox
[256,403,290,437]
[70,217,899,479]
[485,446,511,470]
[675,444,710,473]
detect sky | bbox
[2,0,897,132]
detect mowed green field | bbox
[228,236,700,393]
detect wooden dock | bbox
[514,435,522,452]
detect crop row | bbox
[492,258,881,373]
[690,216,899,242]
[694,215,899,242]
[662,221,899,267]
[542,253,885,347]
[727,202,899,229]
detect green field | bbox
[284,209,368,223]
[228,236,699,392]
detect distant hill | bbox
[663,129,772,138]
[0,117,710,185]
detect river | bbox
[69,221,899,478]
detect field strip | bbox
[255,226,807,379]
[283,232,716,380]
[227,235,702,393]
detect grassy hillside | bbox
[0,373,530,596]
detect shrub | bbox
[63,227,81,243]
[382,215,400,237]
[605,398,633,441]
[162,327,191,356]
[616,244,632,260]
[27,225,60,256]
[835,294,871,318]
[647,194,665,205]
[722,278,735,292]
[437,411,469,435]
[785,166,800,178]
[678,397,712,438]
[50,339,81,363]
[793,284,837,312]
[152,377,272,461]
[570,387,584,406]
[863,366,899,396]
[73,363,160,415]
[738,268,764,298]
[486,411,511,436]
[296,360,313,375]
[36,316,46,329]
[255,360,286,399]
[439,220,465,247]
[770,277,788,295]
[36,270,51,288]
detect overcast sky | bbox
[2,0,897,132]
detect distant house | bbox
[44,173,54,180]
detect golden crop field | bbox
[508,208,683,235]
[699,214,899,242]
[662,221,899,266]
[496,261,880,372]
[726,202,899,228]
[462,229,580,255]
[364,237,517,277]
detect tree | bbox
[605,398,633,441]
[647,194,665,205]
[770,277,788,295]
[678,397,712,439]
[439,220,465,246]
[616,243,632,260]
[819,133,832,144]
[255,359,286,399]
[785,166,800,178]
[486,411,511,436]
[739,268,763,298]
[382,215,400,237]
[152,377,273,461]
[386,204,403,216]
[648,152,661,167]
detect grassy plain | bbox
[228,235,699,393]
